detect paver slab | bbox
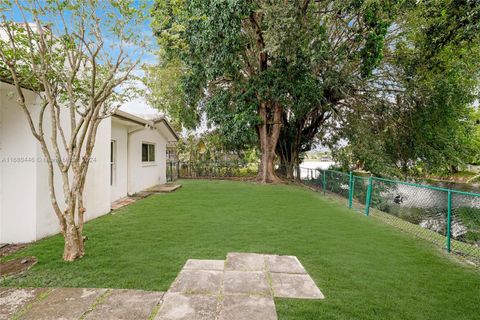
[218,295,277,320]
[225,253,265,271]
[0,288,48,320]
[155,293,218,320]
[183,259,225,271]
[224,271,271,296]
[169,270,223,294]
[148,184,182,193]
[21,288,106,320]
[265,255,307,274]
[270,273,324,299]
[85,289,164,320]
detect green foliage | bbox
[144,59,198,130]
[456,207,480,243]
[327,1,480,177]
[176,130,258,163]
[150,0,480,179]
[150,0,399,157]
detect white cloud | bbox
[120,97,161,118]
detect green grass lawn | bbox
[2,179,479,319]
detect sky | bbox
[7,0,161,118]
[116,1,161,118]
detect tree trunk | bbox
[257,101,282,183]
[278,150,295,180]
[276,124,301,181]
[63,213,84,261]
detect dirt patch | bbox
[0,256,37,278]
[0,243,28,258]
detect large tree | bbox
[150,0,399,182]
[151,0,283,182]
[0,0,145,260]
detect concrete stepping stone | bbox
[270,273,324,299]
[85,289,164,320]
[224,271,271,296]
[218,295,277,320]
[169,270,223,295]
[183,259,225,271]
[155,293,218,320]
[0,288,48,320]
[225,253,265,271]
[265,255,307,274]
[147,184,182,193]
[21,288,106,320]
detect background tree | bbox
[0,0,145,261]
[261,0,399,179]
[325,0,480,177]
[151,0,401,182]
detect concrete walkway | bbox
[0,253,323,319]
[0,287,164,320]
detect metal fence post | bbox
[322,170,326,195]
[348,171,354,209]
[365,176,373,216]
[446,190,452,253]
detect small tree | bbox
[0,0,146,261]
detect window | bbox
[142,143,155,162]
[110,140,116,185]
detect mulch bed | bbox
[0,256,37,278]
[0,243,28,258]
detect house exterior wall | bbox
[33,117,111,240]
[0,83,111,243]
[127,127,167,195]
[0,83,173,244]
[82,119,112,220]
[0,85,39,243]
[111,121,129,202]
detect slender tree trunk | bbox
[63,208,84,261]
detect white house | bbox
[0,81,178,244]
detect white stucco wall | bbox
[0,82,172,243]
[127,126,167,195]
[111,120,129,202]
[33,117,111,240]
[0,83,112,243]
[82,119,112,220]
[0,84,39,243]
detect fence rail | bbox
[167,161,258,180]
[302,168,480,265]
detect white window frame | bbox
[142,142,156,164]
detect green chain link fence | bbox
[302,168,480,266]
